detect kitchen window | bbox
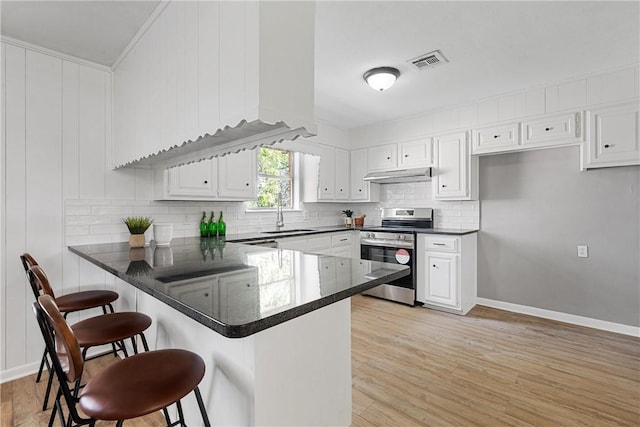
[249,147,296,209]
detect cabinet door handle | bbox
[340,238,348,241]
[604,144,611,148]
[493,134,500,139]
[358,189,362,192]
[432,264,437,268]
[245,183,250,186]
[441,184,447,188]
[545,127,553,131]
[386,156,391,160]
[204,180,208,184]
[404,154,409,157]
[324,187,328,191]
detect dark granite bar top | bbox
[223,225,357,243]
[68,237,408,339]
[417,228,478,236]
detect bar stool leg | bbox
[175,399,186,427]
[194,386,211,427]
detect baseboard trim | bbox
[0,361,40,384]
[1,347,124,384]
[476,298,640,337]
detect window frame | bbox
[248,147,298,210]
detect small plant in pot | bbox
[123,217,153,248]
[342,209,354,227]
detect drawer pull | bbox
[545,127,553,131]
[604,144,610,148]
[493,134,500,139]
[433,243,446,246]
[340,238,348,241]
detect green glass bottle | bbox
[199,211,208,237]
[207,211,217,237]
[216,211,226,236]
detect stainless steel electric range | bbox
[360,208,433,305]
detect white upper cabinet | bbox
[113,1,315,169]
[397,138,432,168]
[318,146,336,200]
[367,144,397,171]
[521,112,582,148]
[334,148,350,200]
[218,150,257,199]
[350,149,380,202]
[168,160,217,198]
[582,101,640,169]
[471,122,521,155]
[433,131,478,200]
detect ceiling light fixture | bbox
[363,67,400,92]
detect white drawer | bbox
[331,233,352,247]
[424,236,459,253]
[472,122,521,154]
[522,112,581,146]
[307,235,332,251]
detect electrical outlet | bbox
[577,245,589,258]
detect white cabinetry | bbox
[218,150,257,199]
[416,233,477,315]
[167,159,217,198]
[277,231,357,257]
[350,149,380,202]
[582,101,640,169]
[522,112,582,148]
[398,138,432,168]
[367,144,397,171]
[433,131,478,200]
[302,147,351,202]
[153,150,257,201]
[471,122,521,155]
[334,148,350,200]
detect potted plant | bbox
[123,217,153,248]
[341,209,354,227]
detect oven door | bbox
[360,244,415,290]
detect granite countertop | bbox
[68,237,408,338]
[417,228,478,235]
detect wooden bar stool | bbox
[20,253,119,393]
[29,265,151,412]
[34,295,210,427]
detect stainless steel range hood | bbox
[363,167,433,184]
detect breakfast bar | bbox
[69,237,409,426]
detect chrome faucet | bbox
[275,192,285,229]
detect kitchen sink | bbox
[262,229,313,234]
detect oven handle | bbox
[360,239,414,249]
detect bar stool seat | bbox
[55,289,118,314]
[79,349,205,421]
[72,312,152,349]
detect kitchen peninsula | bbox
[69,237,409,426]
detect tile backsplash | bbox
[65,183,479,245]
[64,199,348,245]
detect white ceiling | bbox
[1,1,638,130]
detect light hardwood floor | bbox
[351,295,640,426]
[2,296,639,426]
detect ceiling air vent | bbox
[408,50,448,71]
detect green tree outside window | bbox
[250,147,293,208]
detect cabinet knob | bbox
[386,156,391,160]
[442,184,447,188]
[404,154,409,158]
[432,264,437,268]
[204,180,208,184]
[245,183,250,186]
[493,134,500,139]
[324,187,328,191]
[604,144,610,148]
[358,189,362,192]
[545,127,553,131]
[204,293,209,297]
[340,189,343,192]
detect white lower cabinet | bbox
[582,100,640,169]
[416,233,477,315]
[276,231,357,257]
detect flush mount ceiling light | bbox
[363,67,400,92]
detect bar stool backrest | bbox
[32,295,92,425]
[27,265,57,300]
